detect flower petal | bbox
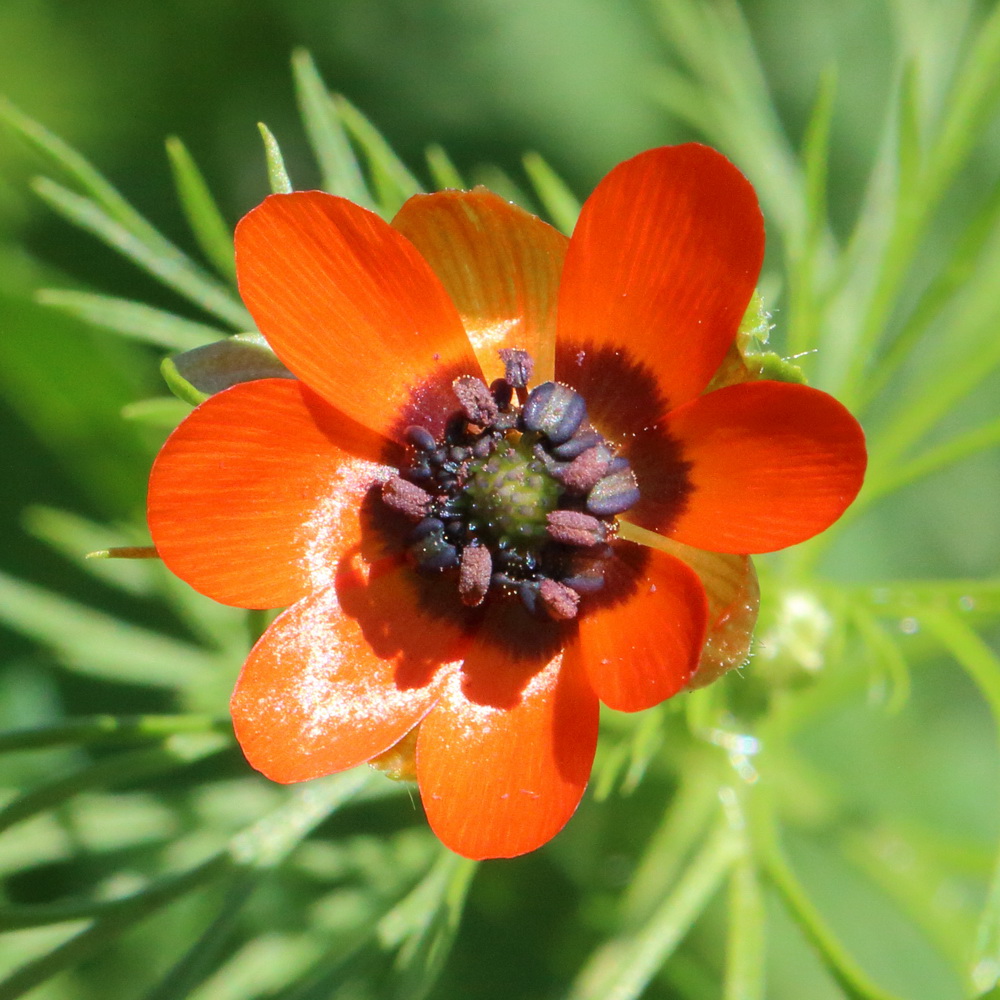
[393,189,568,384]
[417,605,597,859]
[148,378,396,609]
[232,564,469,783]
[651,381,867,553]
[556,144,764,414]
[235,192,481,441]
[619,521,759,687]
[570,542,708,712]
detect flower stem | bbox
[751,792,906,1000]
[724,854,766,1000]
[567,819,741,1000]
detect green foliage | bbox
[522,152,581,236]
[165,137,237,284]
[35,290,225,351]
[291,49,374,212]
[1,5,999,999]
[257,124,294,196]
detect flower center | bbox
[464,440,560,550]
[381,350,640,620]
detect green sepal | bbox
[735,290,771,354]
[736,291,807,384]
[161,333,294,405]
[751,352,808,384]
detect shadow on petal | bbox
[460,600,571,709]
[334,547,476,693]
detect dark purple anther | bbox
[521,382,587,444]
[562,572,606,594]
[405,425,436,451]
[406,461,432,482]
[489,378,513,410]
[472,435,495,459]
[551,429,603,460]
[518,580,540,615]
[586,467,641,516]
[411,517,445,540]
[563,544,613,593]
[409,526,459,571]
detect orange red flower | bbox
[147,144,866,859]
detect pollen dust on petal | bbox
[435,651,563,747]
[263,586,457,744]
[298,460,390,591]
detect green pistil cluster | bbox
[380,349,641,620]
[463,441,560,550]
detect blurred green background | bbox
[1,1,999,999]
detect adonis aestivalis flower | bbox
[147,145,866,859]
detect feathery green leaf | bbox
[166,136,237,282]
[333,94,422,217]
[291,49,372,206]
[36,288,226,350]
[32,178,252,328]
[258,122,294,194]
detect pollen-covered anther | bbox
[539,579,581,621]
[547,510,607,547]
[453,375,498,427]
[558,443,614,493]
[586,466,641,516]
[521,381,587,444]
[382,476,432,520]
[498,348,534,389]
[458,544,492,606]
